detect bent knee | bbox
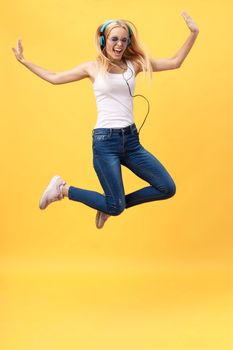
[107,201,125,216]
[107,195,125,216]
[156,180,176,198]
[108,206,125,216]
[166,182,176,197]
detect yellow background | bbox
[1,0,233,349]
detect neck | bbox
[110,59,127,68]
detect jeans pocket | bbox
[93,134,110,142]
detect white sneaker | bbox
[39,175,66,210]
[95,210,110,229]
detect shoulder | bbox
[84,61,99,82]
[79,60,96,74]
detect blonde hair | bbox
[95,19,152,81]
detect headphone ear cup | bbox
[100,35,105,49]
[127,37,131,47]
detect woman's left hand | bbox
[181,11,199,34]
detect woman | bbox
[12,12,199,229]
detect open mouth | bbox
[113,48,123,55]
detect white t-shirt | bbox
[92,60,136,129]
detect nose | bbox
[117,40,123,46]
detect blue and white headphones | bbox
[99,19,133,50]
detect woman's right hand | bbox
[12,38,25,63]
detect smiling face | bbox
[105,26,129,62]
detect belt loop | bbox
[133,125,135,133]
[109,128,112,137]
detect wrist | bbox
[191,30,199,36]
[19,57,26,65]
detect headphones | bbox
[100,19,133,50]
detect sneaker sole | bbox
[95,210,110,229]
[96,211,102,229]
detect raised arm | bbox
[149,11,199,72]
[12,39,93,84]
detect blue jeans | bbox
[68,123,176,215]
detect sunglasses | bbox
[107,36,129,45]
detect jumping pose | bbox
[12,12,199,229]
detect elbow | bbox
[49,73,58,85]
[172,57,182,69]
[174,60,182,69]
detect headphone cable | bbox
[122,65,150,135]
